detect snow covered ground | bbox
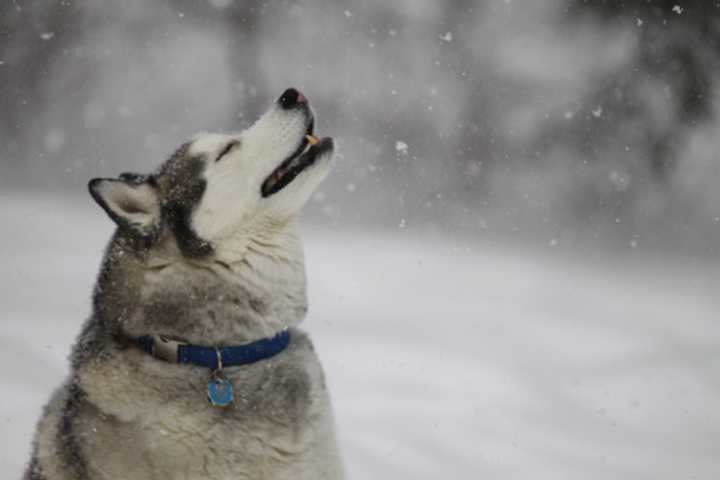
[2,194,719,479]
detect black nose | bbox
[278,88,306,109]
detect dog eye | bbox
[216,140,240,162]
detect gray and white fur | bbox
[25,88,344,480]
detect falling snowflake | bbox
[636,18,644,27]
[395,140,408,154]
[44,128,66,153]
[592,106,603,118]
[609,170,629,191]
[344,10,352,18]
[439,31,453,43]
[40,32,54,41]
[672,5,684,14]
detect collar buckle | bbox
[152,335,186,363]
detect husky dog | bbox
[25,88,344,480]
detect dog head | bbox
[89,88,334,260]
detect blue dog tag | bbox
[207,371,234,407]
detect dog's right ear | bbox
[88,178,160,236]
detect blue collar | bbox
[136,328,290,370]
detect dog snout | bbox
[278,88,307,110]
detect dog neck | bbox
[94,221,308,346]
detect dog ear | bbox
[118,172,153,185]
[88,178,160,236]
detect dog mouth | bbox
[261,125,334,197]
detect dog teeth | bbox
[305,134,319,145]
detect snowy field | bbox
[2,194,719,479]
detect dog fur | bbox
[24,90,344,479]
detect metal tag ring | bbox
[215,348,223,371]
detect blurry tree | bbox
[0,1,80,183]
[1,0,718,252]
[564,0,720,177]
[0,0,262,186]
[504,0,720,247]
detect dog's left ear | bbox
[118,172,153,185]
[88,178,160,236]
